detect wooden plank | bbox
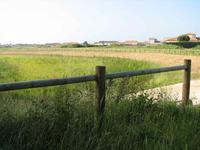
[182,59,191,106]
[96,66,106,130]
[0,75,96,92]
[106,65,186,80]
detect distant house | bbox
[187,33,200,41]
[94,41,119,46]
[148,38,160,44]
[121,40,139,46]
[163,33,200,43]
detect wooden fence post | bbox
[96,66,106,129]
[182,59,191,106]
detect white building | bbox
[148,38,160,44]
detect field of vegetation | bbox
[0,54,199,149]
[1,47,200,79]
[58,45,200,56]
[0,55,183,87]
[2,44,200,56]
[4,41,200,56]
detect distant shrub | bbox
[82,41,89,47]
[194,45,200,49]
[107,44,124,48]
[61,43,83,48]
[137,43,146,46]
[165,42,200,48]
[147,44,180,49]
[61,42,96,48]
[177,35,190,42]
[165,34,200,48]
[178,42,199,48]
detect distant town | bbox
[1,33,199,48]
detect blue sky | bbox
[0,0,200,44]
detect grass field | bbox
[1,83,200,149]
[0,55,156,82]
[1,48,199,78]
[0,53,199,149]
[0,55,183,86]
[1,45,200,56]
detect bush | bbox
[1,90,200,149]
[146,44,180,49]
[194,45,200,50]
[165,42,200,48]
[177,35,190,42]
[61,43,96,48]
[107,44,125,48]
[61,43,83,48]
[177,42,200,48]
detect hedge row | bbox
[165,42,200,48]
[61,44,95,48]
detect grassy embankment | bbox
[0,55,199,149]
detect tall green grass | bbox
[0,55,182,92]
[0,87,200,149]
[0,55,156,82]
[0,55,190,149]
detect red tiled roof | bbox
[187,33,196,35]
[164,37,177,42]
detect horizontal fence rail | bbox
[0,75,96,92]
[106,65,187,79]
[0,65,186,92]
[0,59,192,129]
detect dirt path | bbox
[1,50,200,75]
[149,80,200,105]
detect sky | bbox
[0,0,200,44]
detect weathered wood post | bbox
[96,66,106,129]
[182,59,191,106]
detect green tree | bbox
[177,35,190,42]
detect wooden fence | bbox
[0,59,191,128]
